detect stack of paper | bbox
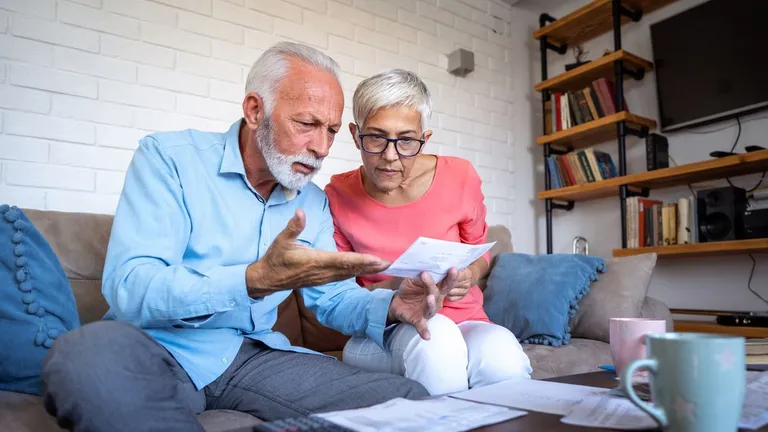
[450,378,609,416]
[315,397,525,432]
[381,237,495,283]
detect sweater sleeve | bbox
[459,161,491,264]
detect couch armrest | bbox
[641,296,674,331]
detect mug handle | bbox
[620,358,667,428]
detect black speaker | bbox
[646,133,669,171]
[696,186,747,242]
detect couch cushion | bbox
[483,253,605,346]
[569,253,657,343]
[23,209,113,325]
[0,391,61,432]
[0,206,80,395]
[522,338,612,380]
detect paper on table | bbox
[381,237,495,283]
[315,396,526,432]
[741,372,768,430]
[450,378,609,416]
[560,394,658,430]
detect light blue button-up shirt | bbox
[102,119,394,390]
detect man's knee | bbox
[42,321,150,393]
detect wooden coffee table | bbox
[474,370,767,431]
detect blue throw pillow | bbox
[0,205,79,395]
[483,253,605,346]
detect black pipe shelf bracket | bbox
[552,201,575,211]
[624,124,650,138]
[549,147,572,155]
[622,65,645,80]
[626,187,650,198]
[538,14,568,55]
[619,5,643,22]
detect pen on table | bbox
[599,365,615,372]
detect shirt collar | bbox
[219,119,246,176]
[219,118,299,202]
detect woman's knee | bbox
[406,314,467,359]
[465,324,532,387]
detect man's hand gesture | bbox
[246,210,390,296]
[387,269,459,340]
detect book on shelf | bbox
[546,149,618,188]
[544,77,628,134]
[624,196,698,248]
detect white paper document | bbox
[560,394,658,430]
[741,373,768,430]
[382,237,495,283]
[315,396,526,432]
[450,378,609,416]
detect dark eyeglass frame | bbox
[356,133,426,158]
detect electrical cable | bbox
[747,253,768,308]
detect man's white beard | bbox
[256,116,323,190]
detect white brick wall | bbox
[0,0,528,231]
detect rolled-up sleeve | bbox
[298,197,393,347]
[102,137,254,331]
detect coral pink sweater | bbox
[325,156,491,324]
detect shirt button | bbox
[229,300,236,307]
[222,357,228,364]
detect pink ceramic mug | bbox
[609,318,667,376]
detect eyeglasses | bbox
[357,133,425,158]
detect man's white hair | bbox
[353,69,433,132]
[244,41,341,116]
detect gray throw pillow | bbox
[568,253,657,343]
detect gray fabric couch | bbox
[0,209,672,431]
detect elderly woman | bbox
[324,69,532,395]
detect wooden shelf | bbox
[674,320,768,338]
[612,238,768,258]
[539,149,768,202]
[536,111,657,151]
[535,50,653,93]
[533,0,679,47]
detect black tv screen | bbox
[650,0,768,132]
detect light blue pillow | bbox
[0,205,80,395]
[483,253,605,346]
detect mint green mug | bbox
[620,333,745,432]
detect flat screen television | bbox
[650,0,768,132]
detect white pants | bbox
[342,314,533,395]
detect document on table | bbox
[741,372,768,430]
[314,396,526,432]
[560,394,658,430]
[450,378,609,416]
[381,237,495,283]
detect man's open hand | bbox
[245,210,390,297]
[387,269,459,340]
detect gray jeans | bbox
[41,320,428,432]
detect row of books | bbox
[547,149,618,188]
[546,78,627,133]
[624,196,697,248]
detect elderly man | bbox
[41,42,458,432]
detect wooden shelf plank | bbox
[612,239,768,258]
[533,0,679,47]
[538,149,768,202]
[534,50,653,93]
[674,320,768,338]
[536,111,657,151]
